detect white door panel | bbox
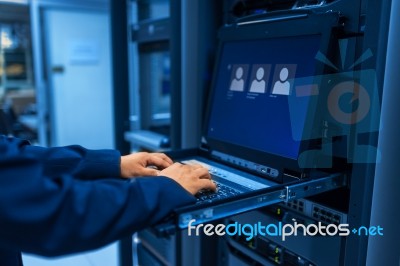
[45,9,114,149]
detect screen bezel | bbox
[202,12,340,177]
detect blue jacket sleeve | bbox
[0,136,196,256]
[21,140,121,180]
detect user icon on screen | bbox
[249,67,266,93]
[229,67,245,91]
[272,67,291,95]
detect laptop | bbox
[172,12,339,206]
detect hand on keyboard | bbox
[158,163,217,195]
[120,152,173,178]
[196,182,240,203]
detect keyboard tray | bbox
[153,149,347,236]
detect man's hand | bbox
[158,163,217,195]
[120,152,173,178]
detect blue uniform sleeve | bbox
[0,136,196,256]
[21,140,121,180]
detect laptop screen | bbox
[206,34,321,160]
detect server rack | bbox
[125,0,178,152]
[218,0,391,265]
[110,0,393,265]
[122,1,222,265]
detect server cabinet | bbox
[110,0,392,265]
[123,1,222,265]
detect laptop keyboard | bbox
[181,158,269,204]
[182,159,269,190]
[195,180,241,204]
